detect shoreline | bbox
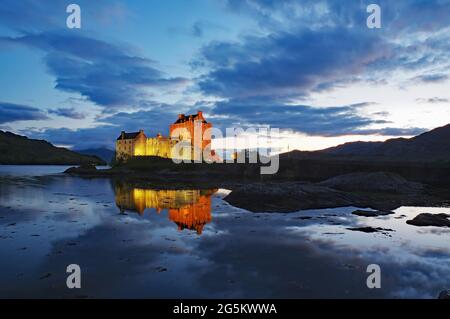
[63,165,450,214]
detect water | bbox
[0,165,449,298]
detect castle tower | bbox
[169,111,212,161]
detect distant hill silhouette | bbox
[319,124,450,162]
[275,124,450,186]
[0,130,105,165]
[75,148,114,164]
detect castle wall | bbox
[116,139,133,160]
[145,137,177,159]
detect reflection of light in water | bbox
[114,184,217,235]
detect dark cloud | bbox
[0,102,48,124]
[193,0,450,139]
[1,32,188,111]
[0,1,187,112]
[210,98,388,136]
[203,0,450,100]
[197,27,390,99]
[48,107,86,120]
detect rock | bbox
[319,172,424,194]
[155,266,167,272]
[406,213,450,227]
[224,182,357,213]
[438,290,450,299]
[39,273,52,279]
[223,172,447,213]
[64,164,97,175]
[352,210,394,217]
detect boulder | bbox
[319,172,424,194]
[406,213,450,227]
[223,182,357,213]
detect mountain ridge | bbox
[0,130,106,165]
[317,123,450,162]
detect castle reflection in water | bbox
[114,182,217,235]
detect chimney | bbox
[197,110,203,118]
[178,114,185,120]
[121,131,125,139]
[139,129,144,134]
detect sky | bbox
[0,0,449,151]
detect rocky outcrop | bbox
[224,172,449,213]
[406,213,450,227]
[64,164,98,175]
[319,172,424,194]
[223,182,358,213]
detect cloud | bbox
[209,98,389,136]
[196,27,390,99]
[224,0,450,34]
[193,0,450,138]
[48,107,86,120]
[0,1,188,112]
[197,0,450,101]
[412,73,449,84]
[353,127,426,136]
[0,101,48,124]
[1,32,188,111]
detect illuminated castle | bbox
[115,111,213,162]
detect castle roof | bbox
[174,111,207,124]
[116,131,141,140]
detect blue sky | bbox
[0,0,449,150]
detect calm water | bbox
[0,165,449,298]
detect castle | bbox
[116,111,214,162]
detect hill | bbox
[320,124,450,162]
[0,130,105,165]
